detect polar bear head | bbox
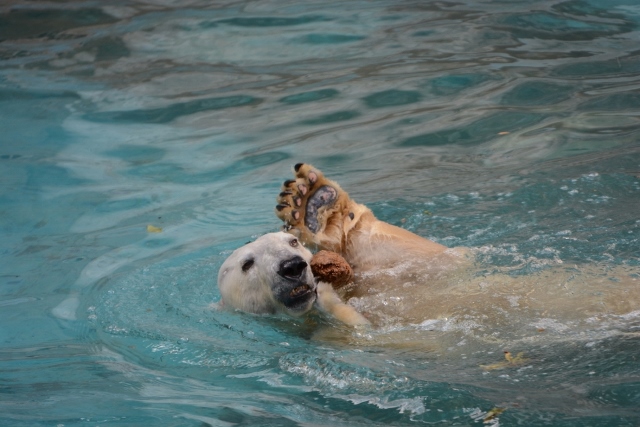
[218,232,317,316]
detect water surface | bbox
[1,0,640,425]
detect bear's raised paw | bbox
[275,163,350,249]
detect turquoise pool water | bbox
[1,0,639,425]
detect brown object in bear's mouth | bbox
[310,250,354,288]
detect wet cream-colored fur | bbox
[218,232,369,326]
[275,163,640,330]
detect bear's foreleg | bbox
[315,282,370,326]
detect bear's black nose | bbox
[278,256,308,280]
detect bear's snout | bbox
[278,256,308,280]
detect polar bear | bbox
[219,163,639,336]
[272,163,640,332]
[217,232,369,325]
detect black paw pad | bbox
[305,185,337,233]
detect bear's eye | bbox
[289,238,298,248]
[241,258,254,272]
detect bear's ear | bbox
[241,258,255,272]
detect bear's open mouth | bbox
[290,284,311,298]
